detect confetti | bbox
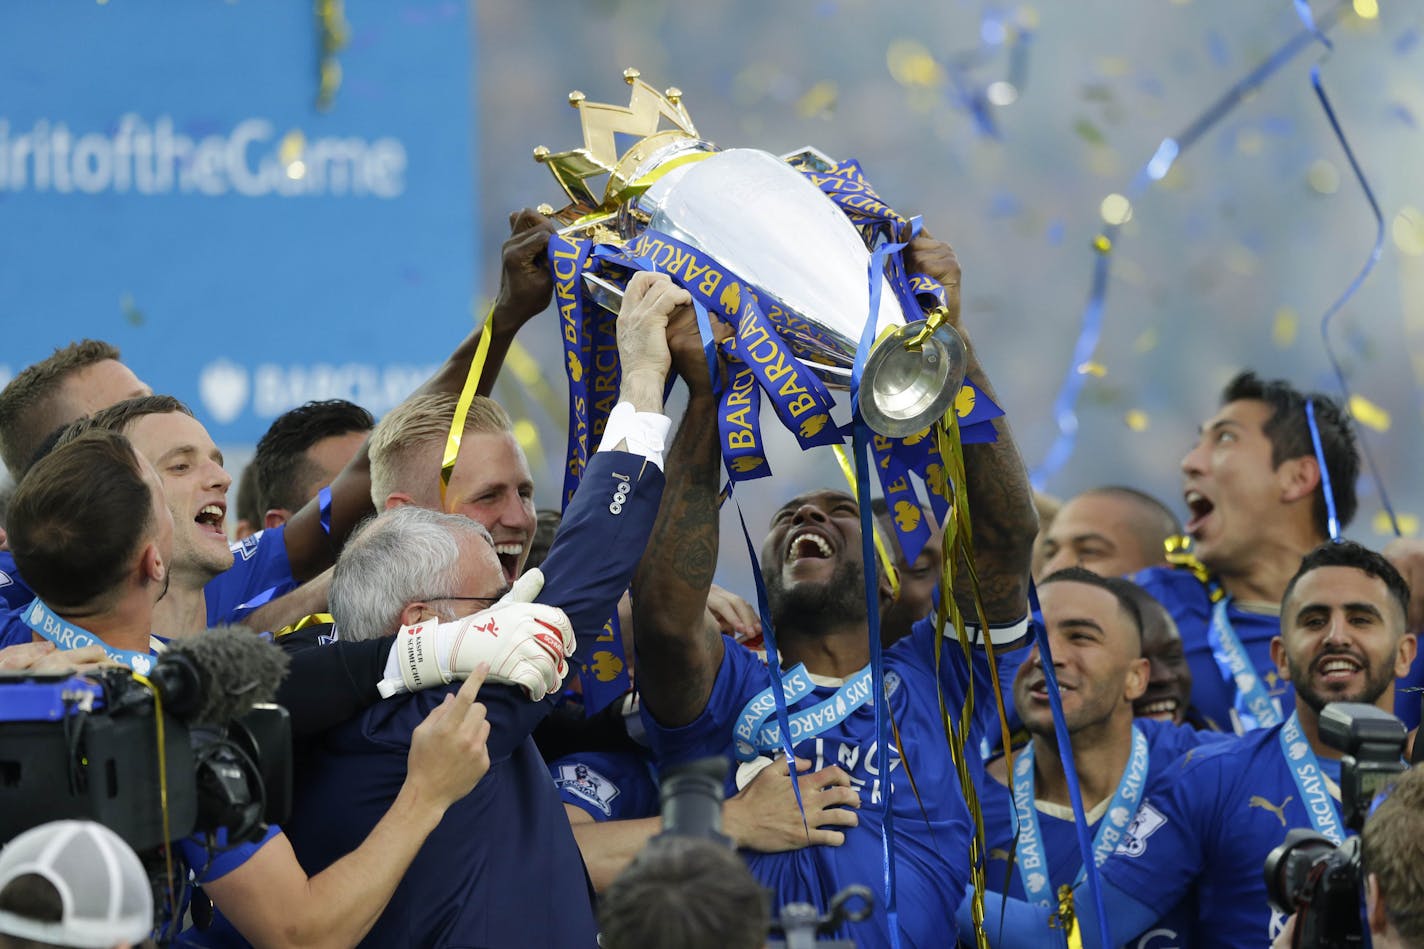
[1099,193,1133,225]
[1073,118,1106,145]
[887,40,942,87]
[1273,306,1299,348]
[796,80,838,118]
[1348,394,1391,432]
[1124,410,1150,432]
[120,292,144,327]
[1352,0,1378,20]
[1391,207,1424,256]
[1077,361,1108,378]
[1307,159,1340,194]
[1374,510,1419,536]
[1133,328,1158,353]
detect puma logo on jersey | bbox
[1249,794,1293,826]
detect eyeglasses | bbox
[418,594,503,607]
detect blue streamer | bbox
[1305,400,1341,541]
[1027,580,1109,948]
[1031,3,1349,489]
[1306,63,1401,537]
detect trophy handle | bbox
[858,312,968,438]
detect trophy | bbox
[532,68,967,438]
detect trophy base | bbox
[859,319,969,438]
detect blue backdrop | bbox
[0,1,477,445]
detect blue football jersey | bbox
[1098,723,1343,948]
[642,615,1020,949]
[550,749,659,822]
[981,718,1230,948]
[0,550,32,612]
[203,527,298,628]
[1132,567,1287,733]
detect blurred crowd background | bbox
[6,0,1424,592]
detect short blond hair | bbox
[368,392,513,508]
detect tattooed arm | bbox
[907,233,1038,626]
[629,308,727,729]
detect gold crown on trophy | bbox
[533,68,701,229]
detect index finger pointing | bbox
[455,662,491,703]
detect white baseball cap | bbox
[0,821,152,948]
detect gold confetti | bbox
[1092,234,1113,254]
[1392,206,1424,257]
[1226,244,1259,277]
[1100,193,1133,226]
[280,130,307,180]
[1236,129,1265,156]
[1373,510,1419,536]
[1124,410,1150,432]
[796,81,838,118]
[1349,394,1391,432]
[1307,159,1340,195]
[1353,0,1379,19]
[1272,306,1298,348]
[1097,57,1131,77]
[1077,361,1108,378]
[1134,328,1159,353]
[887,40,942,87]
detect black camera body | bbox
[1264,703,1408,948]
[0,666,290,852]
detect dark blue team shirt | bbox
[1131,567,1289,732]
[282,451,661,949]
[0,550,33,612]
[643,617,1024,949]
[203,527,297,628]
[981,717,1230,949]
[1098,722,1344,948]
[551,749,659,822]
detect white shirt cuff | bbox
[951,615,1030,647]
[596,401,672,471]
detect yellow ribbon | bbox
[1055,884,1083,948]
[132,673,177,918]
[830,444,900,599]
[274,613,336,638]
[439,313,495,509]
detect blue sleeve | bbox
[0,551,34,612]
[204,527,298,627]
[534,450,663,661]
[177,824,282,884]
[0,609,32,648]
[903,611,1029,750]
[640,635,762,767]
[550,751,659,822]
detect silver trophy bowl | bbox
[587,143,967,438]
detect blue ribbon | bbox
[1031,3,1349,490]
[1012,725,1150,907]
[1279,710,1346,844]
[317,484,333,537]
[732,664,875,761]
[1208,596,1284,733]
[549,232,595,509]
[22,597,156,674]
[1306,63,1400,537]
[1305,399,1342,541]
[1027,581,1109,948]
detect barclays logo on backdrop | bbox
[197,359,439,427]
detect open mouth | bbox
[1134,696,1181,720]
[1027,677,1073,702]
[1184,490,1215,536]
[195,503,226,537]
[494,543,524,583]
[786,529,833,565]
[1313,654,1364,684]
